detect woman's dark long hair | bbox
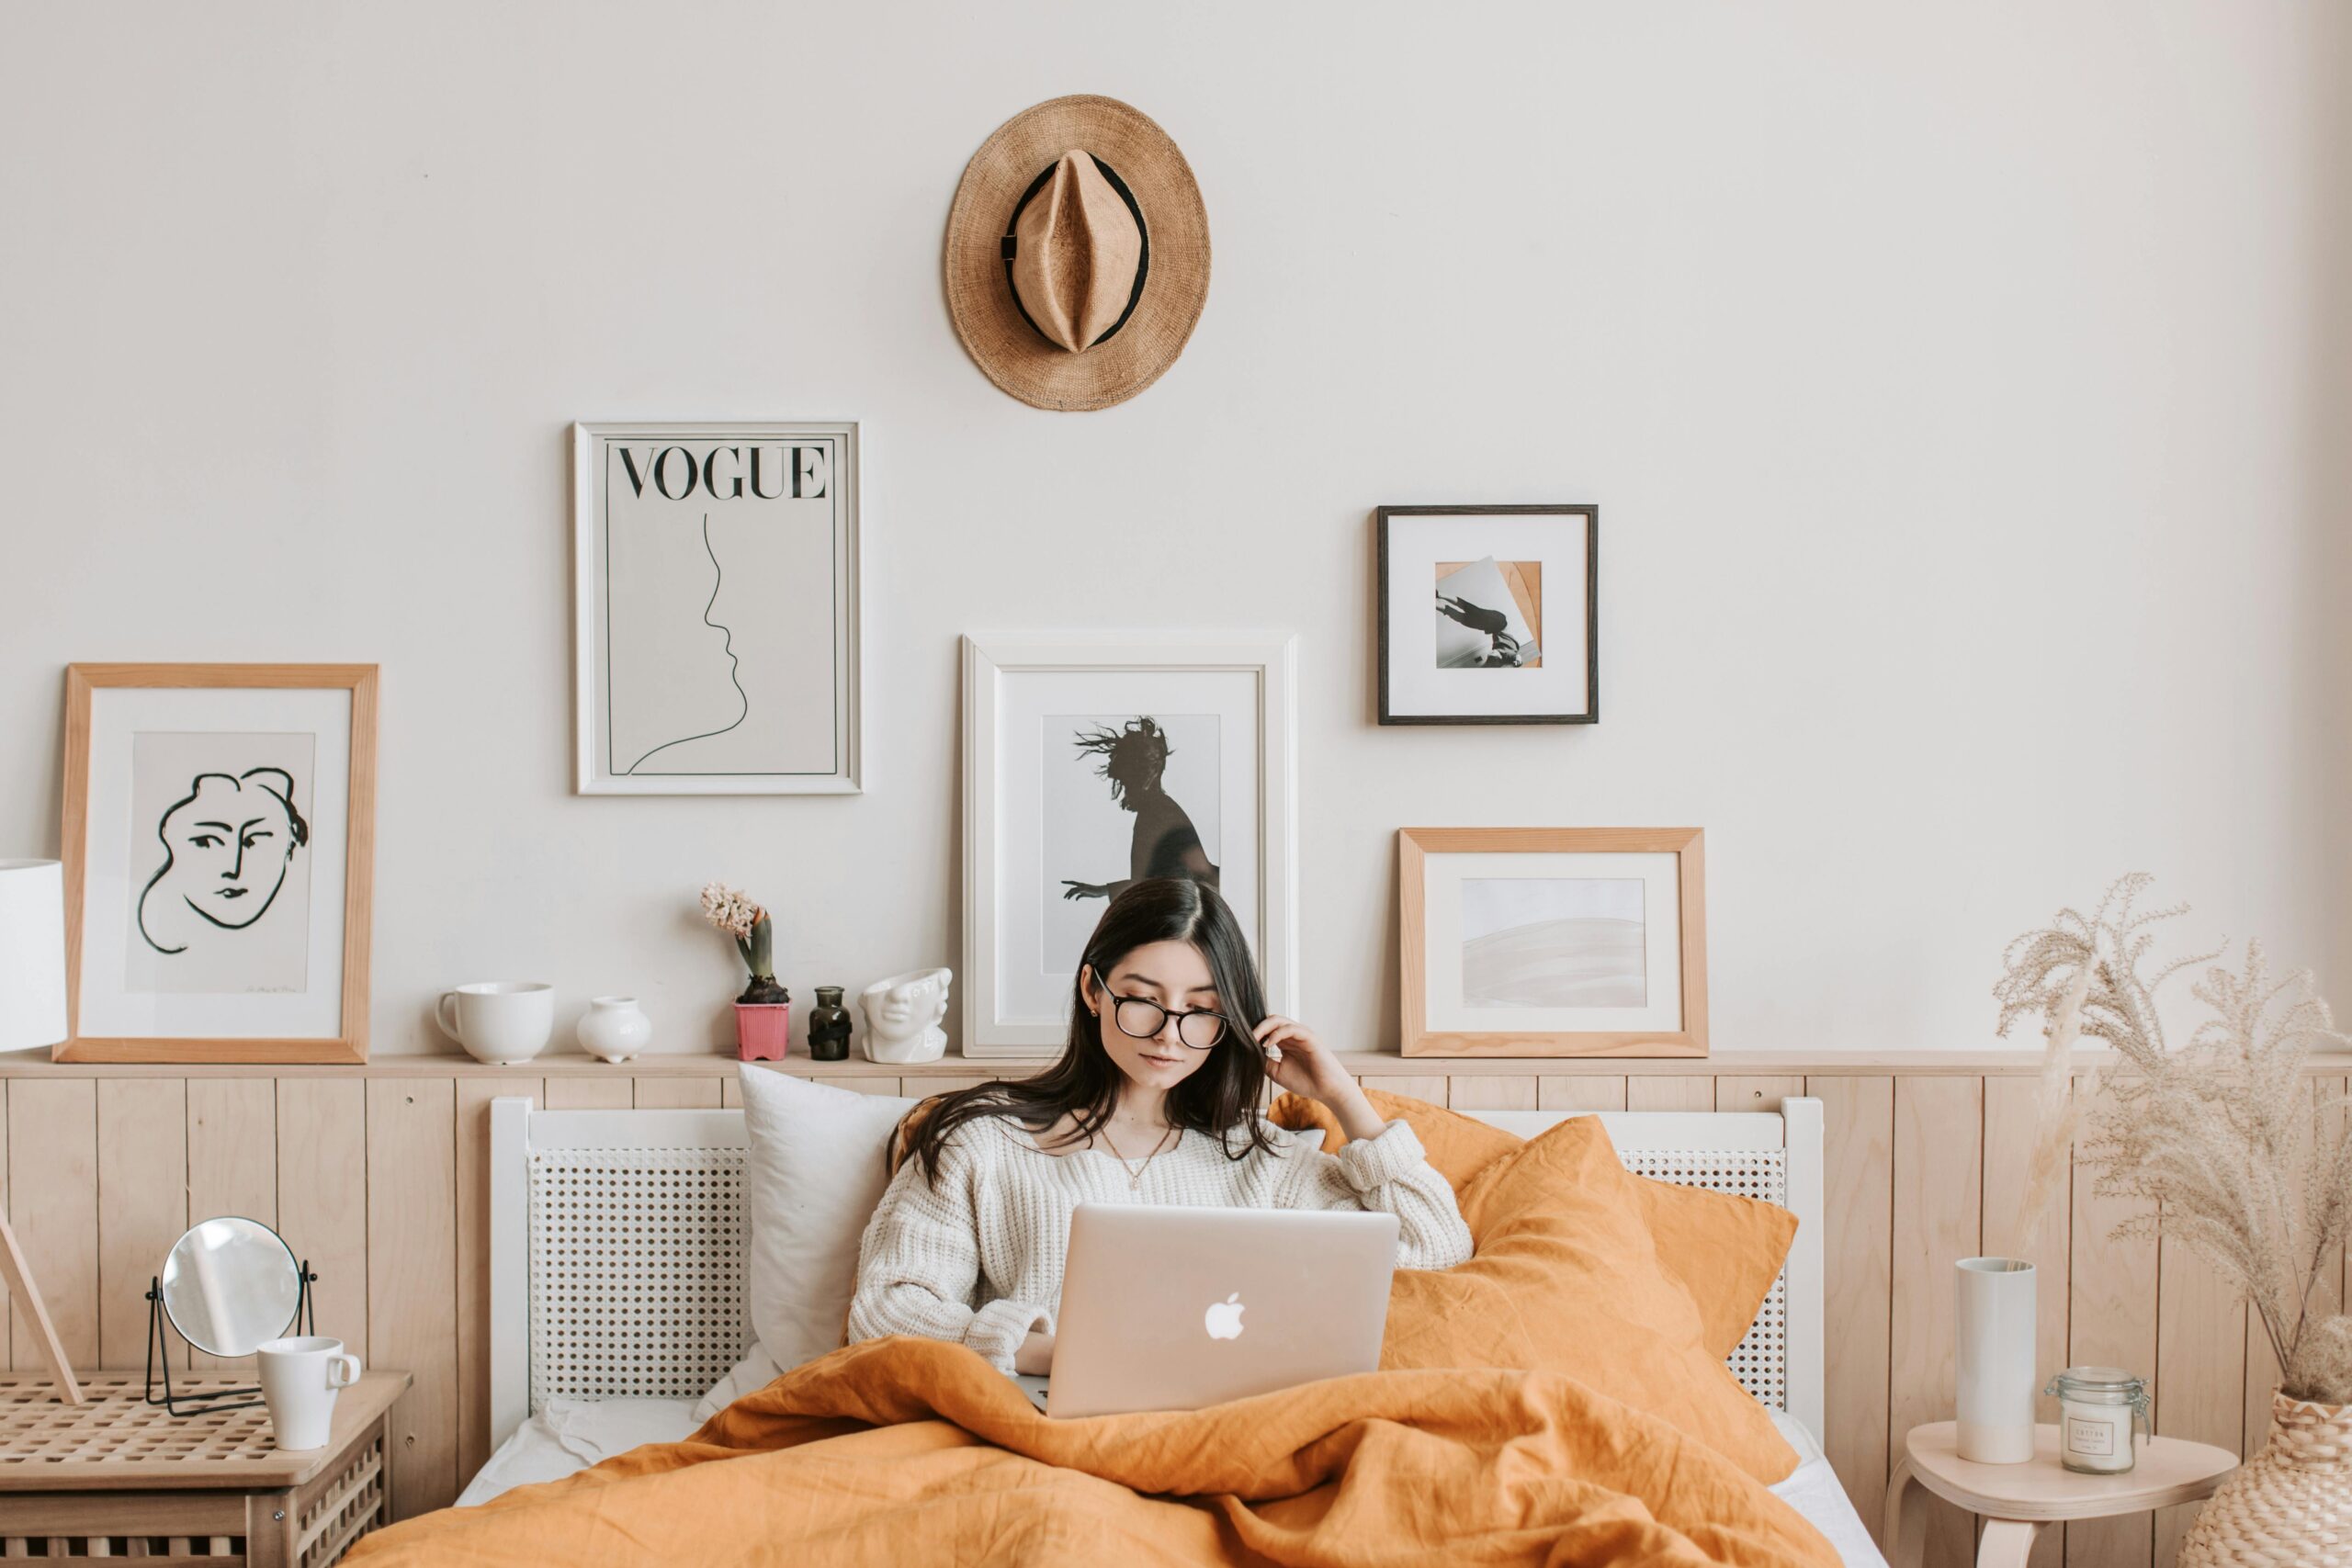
[899,877,1278,1183]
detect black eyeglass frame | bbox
[1095,987,1237,1052]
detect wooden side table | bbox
[0,1370,410,1566]
[1885,1422,2240,1567]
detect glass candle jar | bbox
[2043,1366,2152,1473]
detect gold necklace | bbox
[1097,1122,1179,1189]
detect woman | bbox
[848,878,1473,1378]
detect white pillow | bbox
[735,1066,918,1377]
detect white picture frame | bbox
[571,422,861,794]
[960,633,1298,1058]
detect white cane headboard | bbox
[488,1097,1826,1451]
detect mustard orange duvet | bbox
[346,1336,1838,1567]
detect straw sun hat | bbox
[944,96,1210,412]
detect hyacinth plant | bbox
[700,882,786,1005]
[1995,874,2352,1402]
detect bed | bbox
[463,1095,1887,1568]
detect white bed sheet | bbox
[459,1396,1888,1567]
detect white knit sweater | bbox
[846,1113,1473,1374]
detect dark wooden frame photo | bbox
[1375,504,1598,726]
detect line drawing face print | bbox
[624,513,748,773]
[137,767,310,954]
[1059,716,1221,903]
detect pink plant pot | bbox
[734,1002,791,1062]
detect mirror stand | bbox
[142,1260,318,1419]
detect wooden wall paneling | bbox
[719,1073,742,1108]
[277,1077,368,1354]
[0,1080,7,1365]
[96,1079,188,1371]
[541,1076,634,1111]
[2152,1233,2246,1566]
[2067,1081,2159,1568]
[185,1077,277,1371]
[1715,1075,1804,1114]
[1537,1076,1626,1111]
[1809,1074,1894,1544]
[1626,1076,1714,1112]
[838,1077,904,1098]
[454,1076,542,1487]
[631,1077,721,1109]
[367,1077,458,1518]
[1448,1076,1539,1111]
[1980,1075,2072,1568]
[1357,1075,1451,1107]
[8,1079,97,1372]
[1891,1077,1984,1568]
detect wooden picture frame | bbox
[1375,504,1598,725]
[1397,826,1705,1057]
[57,663,378,1064]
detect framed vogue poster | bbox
[572,422,861,794]
[57,663,378,1064]
[961,634,1298,1057]
[1376,505,1597,725]
[1397,827,1705,1058]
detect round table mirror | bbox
[159,1216,301,1358]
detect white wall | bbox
[3,2,2345,1057]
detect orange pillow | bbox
[1381,1113,1798,1483]
[1271,1089,1795,1361]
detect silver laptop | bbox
[1013,1202,1399,1418]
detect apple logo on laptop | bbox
[1204,1292,1246,1340]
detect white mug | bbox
[256,1335,362,1450]
[435,981,554,1065]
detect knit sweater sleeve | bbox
[845,1131,1053,1374]
[1281,1118,1476,1269]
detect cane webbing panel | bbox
[1622,1147,1789,1412]
[522,1142,1787,1415]
[527,1146,746,1410]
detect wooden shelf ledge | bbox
[8,1046,2352,1080]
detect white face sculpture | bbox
[862,967,951,1046]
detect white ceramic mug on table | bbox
[257,1335,362,1450]
[435,981,554,1065]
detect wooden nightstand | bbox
[0,1370,410,1565]
[1885,1421,2240,1567]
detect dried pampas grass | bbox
[1996,875,2352,1401]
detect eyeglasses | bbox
[1102,991,1233,1052]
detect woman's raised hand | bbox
[1253,1015,1351,1103]
[1255,1015,1389,1145]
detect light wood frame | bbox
[1397,826,1707,1057]
[57,663,378,1064]
[959,632,1298,1057]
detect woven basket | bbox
[2179,1390,2352,1567]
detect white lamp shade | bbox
[0,860,70,1052]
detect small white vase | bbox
[1955,1257,2038,1462]
[576,995,652,1063]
